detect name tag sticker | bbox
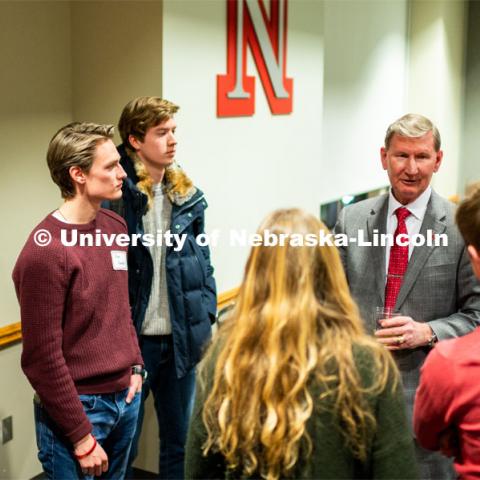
[111,250,128,271]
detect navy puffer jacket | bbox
[105,145,217,378]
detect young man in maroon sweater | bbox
[12,122,145,479]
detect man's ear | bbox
[433,149,443,173]
[69,166,86,185]
[129,135,141,151]
[467,245,480,279]
[380,147,388,171]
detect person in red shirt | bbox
[12,122,145,479]
[414,186,480,479]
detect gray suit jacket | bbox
[334,190,480,424]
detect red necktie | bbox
[385,207,411,310]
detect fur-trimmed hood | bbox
[163,163,197,206]
[118,144,197,208]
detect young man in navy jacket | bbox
[106,97,217,479]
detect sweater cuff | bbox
[66,417,92,445]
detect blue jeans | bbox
[128,335,195,479]
[34,388,140,479]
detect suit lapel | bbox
[395,191,447,309]
[366,195,389,303]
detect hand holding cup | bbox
[374,307,406,349]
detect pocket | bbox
[123,388,142,404]
[79,394,98,412]
[33,401,55,472]
[189,319,212,363]
[131,390,142,409]
[180,246,207,291]
[33,401,45,451]
[191,240,208,283]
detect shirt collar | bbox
[387,186,432,221]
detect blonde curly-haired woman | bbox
[185,208,417,480]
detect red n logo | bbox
[217,0,293,117]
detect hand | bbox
[126,374,142,404]
[375,316,432,350]
[74,434,108,476]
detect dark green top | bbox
[185,343,419,479]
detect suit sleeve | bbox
[195,208,217,324]
[428,245,480,340]
[414,347,455,450]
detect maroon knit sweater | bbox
[12,209,143,444]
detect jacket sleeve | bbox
[130,323,143,366]
[371,364,419,479]
[195,209,217,324]
[414,347,456,451]
[119,219,143,366]
[13,244,92,444]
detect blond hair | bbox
[385,113,441,151]
[47,122,114,199]
[200,209,398,480]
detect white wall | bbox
[162,0,412,292]
[0,1,73,330]
[0,344,39,480]
[322,0,408,201]
[407,0,467,198]
[71,1,164,136]
[460,0,480,194]
[0,2,73,477]
[163,0,324,291]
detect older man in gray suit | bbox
[334,113,480,480]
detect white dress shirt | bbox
[385,186,432,275]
